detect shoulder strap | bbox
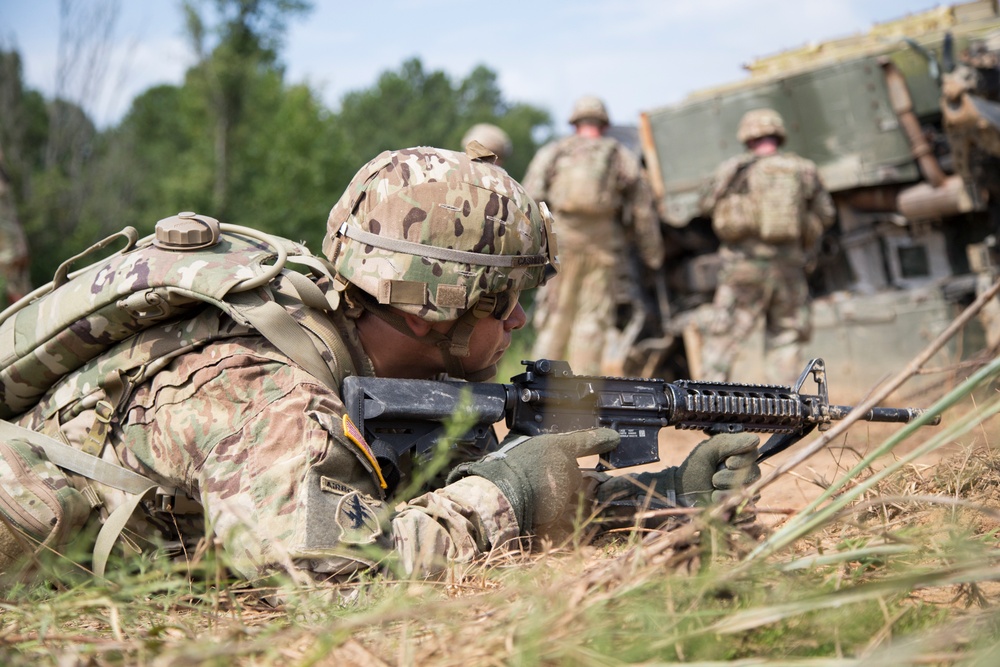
[719,155,758,200]
[0,420,154,495]
[0,418,157,578]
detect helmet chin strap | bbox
[349,289,497,381]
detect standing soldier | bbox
[699,108,836,383]
[522,95,664,375]
[0,144,31,309]
[461,123,513,167]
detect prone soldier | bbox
[0,146,759,587]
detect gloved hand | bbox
[448,428,620,534]
[596,432,761,510]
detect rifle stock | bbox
[341,358,940,484]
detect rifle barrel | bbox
[826,405,942,425]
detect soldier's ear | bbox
[400,311,433,337]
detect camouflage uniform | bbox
[700,109,836,383]
[523,98,663,375]
[10,311,520,581]
[2,147,552,583]
[0,164,31,309]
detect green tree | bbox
[0,50,49,199]
[337,58,553,180]
[182,0,311,217]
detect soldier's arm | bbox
[804,159,837,228]
[119,340,521,584]
[611,146,664,270]
[699,156,743,215]
[627,170,666,270]
[391,476,520,577]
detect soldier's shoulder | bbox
[714,154,751,179]
[527,139,564,164]
[771,151,819,172]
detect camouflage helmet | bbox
[324,146,555,324]
[568,95,610,125]
[737,108,787,144]
[461,123,513,163]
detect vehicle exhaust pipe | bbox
[882,59,948,188]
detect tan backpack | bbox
[544,137,620,216]
[747,155,809,243]
[0,212,353,577]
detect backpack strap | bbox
[718,155,759,201]
[0,418,157,578]
[226,292,340,389]
[0,420,155,496]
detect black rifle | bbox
[341,358,940,479]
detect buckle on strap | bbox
[155,487,202,515]
[81,399,115,457]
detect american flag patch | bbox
[342,414,388,489]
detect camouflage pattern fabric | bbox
[0,192,31,310]
[324,146,551,323]
[523,135,663,375]
[10,305,521,583]
[736,108,787,144]
[0,438,92,574]
[700,149,835,383]
[531,251,615,375]
[699,252,811,383]
[0,227,283,419]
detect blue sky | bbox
[1,0,952,129]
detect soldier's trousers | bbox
[531,251,615,375]
[700,258,811,384]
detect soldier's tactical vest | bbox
[0,212,353,577]
[747,155,808,244]
[712,154,808,245]
[545,137,620,216]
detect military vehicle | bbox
[627,0,1000,401]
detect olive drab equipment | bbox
[747,156,810,244]
[0,212,354,577]
[711,156,810,245]
[711,157,759,244]
[544,138,621,217]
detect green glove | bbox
[448,428,620,533]
[596,432,761,510]
[676,432,761,506]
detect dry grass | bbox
[4,432,1000,667]
[6,296,1000,665]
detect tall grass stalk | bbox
[743,357,1000,564]
[710,558,1000,635]
[741,277,1000,502]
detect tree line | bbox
[0,0,553,287]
